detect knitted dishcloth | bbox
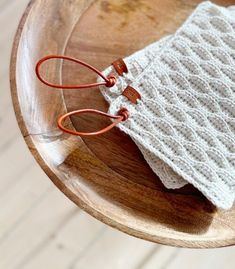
[103,1,235,209]
[100,36,189,189]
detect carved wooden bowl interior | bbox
[10,0,235,248]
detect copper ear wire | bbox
[58,108,129,136]
[35,55,116,89]
[35,55,129,136]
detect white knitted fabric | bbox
[100,36,189,189]
[103,1,235,209]
[101,35,171,103]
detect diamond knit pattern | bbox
[100,36,188,189]
[100,35,171,103]
[107,2,235,209]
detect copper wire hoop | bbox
[58,108,129,136]
[35,55,116,89]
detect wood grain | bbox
[10,0,235,248]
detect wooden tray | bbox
[10,0,235,248]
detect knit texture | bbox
[104,1,235,209]
[100,35,171,103]
[100,36,189,189]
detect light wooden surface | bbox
[10,0,235,248]
[0,0,234,268]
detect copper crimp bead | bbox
[117,108,129,121]
[105,75,117,87]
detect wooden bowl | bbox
[10,0,235,248]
